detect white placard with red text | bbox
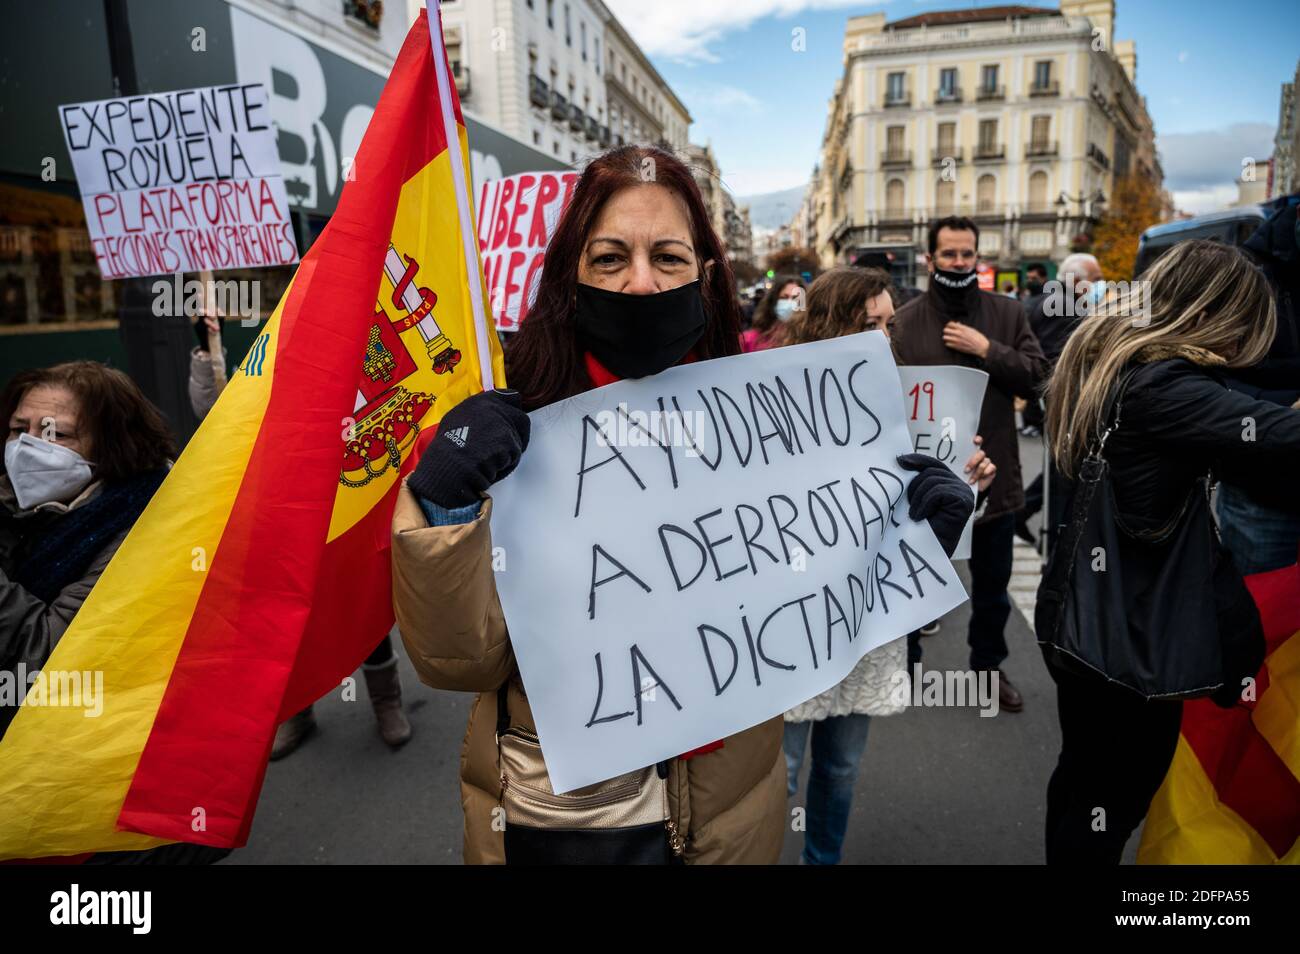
[476,170,579,331]
[897,366,989,560]
[58,83,299,279]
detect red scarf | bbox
[579,350,723,761]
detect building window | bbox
[978,119,998,151]
[546,0,553,30]
[580,21,586,60]
[981,64,998,92]
[553,140,560,155]
[533,130,541,145]
[564,4,571,46]
[595,38,601,74]
[1031,115,1051,148]
[1028,170,1048,211]
[1034,60,1052,89]
[938,68,957,97]
[886,71,906,103]
[976,174,996,212]
[937,121,956,152]
[344,0,383,29]
[886,125,904,151]
[885,179,905,216]
[936,179,955,215]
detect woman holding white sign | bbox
[778,266,996,865]
[391,147,976,865]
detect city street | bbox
[226,431,1139,865]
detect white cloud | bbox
[603,0,872,61]
[1171,184,1240,216]
[1158,123,1275,190]
[675,83,763,113]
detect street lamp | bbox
[1056,189,1107,217]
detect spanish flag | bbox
[0,5,503,860]
[1138,554,1300,864]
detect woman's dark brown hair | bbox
[1,361,176,483]
[780,266,894,346]
[504,145,742,410]
[751,274,807,333]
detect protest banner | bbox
[488,331,969,792]
[58,83,300,279]
[476,170,578,330]
[897,366,988,560]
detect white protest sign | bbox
[488,331,969,792]
[897,366,989,561]
[58,84,300,279]
[475,170,579,331]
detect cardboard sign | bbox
[897,366,989,560]
[58,83,299,279]
[476,170,578,331]
[488,331,969,792]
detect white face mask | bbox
[774,298,798,322]
[4,433,95,510]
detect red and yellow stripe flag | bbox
[1139,555,1300,864]
[0,5,502,860]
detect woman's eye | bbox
[655,254,686,265]
[592,254,622,266]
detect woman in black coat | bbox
[1040,239,1300,864]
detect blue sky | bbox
[604,0,1298,212]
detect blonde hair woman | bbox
[1039,239,1300,864]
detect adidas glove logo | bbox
[445,425,469,448]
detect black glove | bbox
[898,454,974,558]
[407,389,531,508]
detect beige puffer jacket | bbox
[391,485,787,864]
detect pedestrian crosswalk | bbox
[1009,537,1042,631]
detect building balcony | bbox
[529,75,549,109]
[453,63,470,97]
[1029,80,1060,97]
[973,143,1006,161]
[568,104,585,132]
[877,207,912,225]
[550,91,568,121]
[585,116,600,141]
[1086,142,1112,170]
[934,86,963,104]
[932,146,963,164]
[883,92,911,108]
[976,85,1005,101]
[1025,139,1058,158]
[881,149,912,167]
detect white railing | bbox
[859,15,1089,51]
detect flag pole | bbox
[427,0,497,394]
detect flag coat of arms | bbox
[0,4,502,860]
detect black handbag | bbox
[1035,370,1265,702]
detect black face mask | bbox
[1026,279,1045,296]
[930,267,980,313]
[575,280,707,379]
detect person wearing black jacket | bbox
[1040,239,1300,864]
[1215,197,1300,575]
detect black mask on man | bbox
[930,267,980,314]
[1026,279,1045,296]
[575,280,707,379]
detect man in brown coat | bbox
[891,216,1049,712]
